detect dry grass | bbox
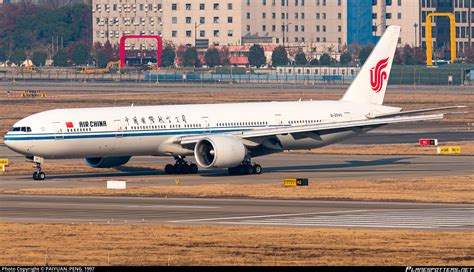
[293,141,474,156]
[0,223,472,266]
[1,175,473,203]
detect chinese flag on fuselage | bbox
[66,122,74,128]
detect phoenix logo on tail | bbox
[370,57,389,93]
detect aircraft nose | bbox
[4,132,11,147]
[4,137,14,150]
[3,135,25,154]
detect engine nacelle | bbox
[85,156,131,168]
[194,136,246,168]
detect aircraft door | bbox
[114,120,124,137]
[201,117,210,133]
[343,111,352,121]
[274,114,284,126]
[52,122,64,140]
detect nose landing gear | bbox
[30,156,46,180]
[164,156,198,175]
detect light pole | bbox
[194,22,203,47]
[413,22,418,48]
[282,22,292,48]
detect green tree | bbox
[248,44,266,68]
[413,47,426,65]
[271,46,288,66]
[71,43,89,65]
[319,53,332,65]
[205,47,221,67]
[10,49,26,65]
[465,46,474,64]
[103,40,115,61]
[309,58,320,66]
[95,50,109,67]
[0,47,6,63]
[394,48,403,65]
[219,46,230,65]
[161,46,176,67]
[359,45,374,65]
[294,51,307,65]
[339,52,352,65]
[53,50,68,66]
[0,4,91,51]
[403,44,416,65]
[182,47,199,67]
[31,50,47,66]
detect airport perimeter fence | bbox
[1,64,474,86]
[0,69,356,85]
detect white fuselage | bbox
[4,100,394,160]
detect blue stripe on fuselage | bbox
[3,127,261,141]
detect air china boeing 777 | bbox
[3,26,463,180]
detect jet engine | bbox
[85,156,131,168]
[194,136,246,168]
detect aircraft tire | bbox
[38,172,46,180]
[242,165,253,175]
[190,163,198,174]
[164,164,174,174]
[252,164,262,175]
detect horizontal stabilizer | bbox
[366,106,466,119]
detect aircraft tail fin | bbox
[341,25,401,105]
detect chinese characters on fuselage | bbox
[123,114,188,126]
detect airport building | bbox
[372,0,420,47]
[92,0,352,52]
[91,0,474,59]
[420,0,474,56]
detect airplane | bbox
[3,26,464,180]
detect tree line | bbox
[0,2,95,66]
[158,43,437,68]
[1,2,470,68]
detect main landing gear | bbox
[228,161,263,175]
[31,157,46,181]
[164,156,198,175]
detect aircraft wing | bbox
[179,113,444,145]
[366,106,466,119]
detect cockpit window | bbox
[9,127,32,132]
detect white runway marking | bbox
[169,210,371,223]
[171,208,474,229]
[126,205,219,209]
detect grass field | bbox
[1,223,472,266]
